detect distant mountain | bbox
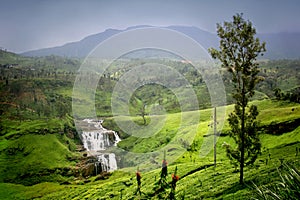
[21,26,300,59]
[259,32,300,59]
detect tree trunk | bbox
[240,86,246,184]
[142,115,146,125]
[240,110,245,184]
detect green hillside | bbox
[0,100,299,199]
[0,50,299,199]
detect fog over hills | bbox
[21,26,300,60]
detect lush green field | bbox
[0,99,299,199]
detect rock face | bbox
[81,163,96,178]
[79,119,120,175]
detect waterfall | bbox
[108,154,117,171]
[96,154,117,172]
[81,130,112,151]
[81,119,120,173]
[113,131,121,145]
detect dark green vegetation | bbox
[0,49,299,199]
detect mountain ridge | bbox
[21,25,300,59]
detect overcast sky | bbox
[1,0,300,53]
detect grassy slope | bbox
[0,115,80,186]
[0,99,298,199]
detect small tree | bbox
[131,96,148,125]
[274,88,282,99]
[209,13,266,184]
[139,103,147,125]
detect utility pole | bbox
[213,107,217,168]
[208,107,218,168]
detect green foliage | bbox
[259,59,300,92]
[224,104,261,168]
[209,13,266,184]
[251,163,300,200]
[274,87,300,103]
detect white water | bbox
[96,154,118,172]
[82,119,120,173]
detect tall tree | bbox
[209,13,266,184]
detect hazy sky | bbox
[1,0,300,53]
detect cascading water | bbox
[82,119,120,173]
